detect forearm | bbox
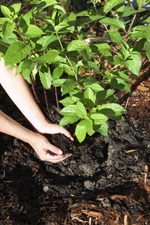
[0,57,47,132]
[0,110,34,143]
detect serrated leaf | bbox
[75,120,87,143]
[2,33,17,45]
[61,78,78,95]
[76,101,87,119]
[35,35,58,50]
[52,78,65,87]
[122,6,145,17]
[55,22,69,32]
[2,21,15,38]
[104,0,125,13]
[91,113,108,125]
[39,65,51,89]
[67,40,90,52]
[9,3,21,15]
[1,5,12,18]
[52,66,63,80]
[84,87,95,109]
[99,17,125,30]
[97,123,108,137]
[125,54,141,76]
[60,105,77,116]
[23,24,44,38]
[34,49,59,64]
[106,28,122,43]
[21,59,35,83]
[59,96,79,106]
[4,41,31,65]
[59,116,79,126]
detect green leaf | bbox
[104,0,125,13]
[75,120,87,143]
[144,41,150,61]
[90,42,111,54]
[34,0,57,11]
[9,3,21,15]
[107,77,130,92]
[76,101,87,119]
[113,71,132,82]
[59,96,79,106]
[97,123,108,137]
[91,113,108,125]
[59,116,79,126]
[35,34,58,50]
[1,5,12,18]
[21,59,35,83]
[106,28,122,43]
[15,61,24,75]
[99,17,125,30]
[96,89,115,103]
[122,6,145,17]
[52,78,65,87]
[55,22,69,32]
[4,41,31,65]
[84,87,95,109]
[125,54,141,76]
[86,119,95,136]
[52,66,63,80]
[61,77,78,95]
[23,24,44,38]
[60,105,77,116]
[2,21,15,38]
[2,33,17,45]
[34,49,59,64]
[98,103,126,115]
[67,40,90,52]
[83,61,100,74]
[39,65,51,89]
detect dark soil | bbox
[0,66,150,224]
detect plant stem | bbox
[59,0,68,16]
[55,31,78,82]
[43,88,54,123]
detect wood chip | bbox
[81,210,103,217]
[125,150,137,153]
[137,85,149,92]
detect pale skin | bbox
[0,57,74,163]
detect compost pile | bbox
[0,61,150,224]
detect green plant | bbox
[0,0,149,142]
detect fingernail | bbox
[58,150,62,154]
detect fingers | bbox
[42,151,71,163]
[45,124,74,141]
[59,126,74,141]
[43,141,72,163]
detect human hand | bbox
[29,133,72,163]
[38,123,74,142]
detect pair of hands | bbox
[29,124,74,163]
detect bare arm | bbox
[0,57,73,162]
[0,57,73,140]
[0,110,71,162]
